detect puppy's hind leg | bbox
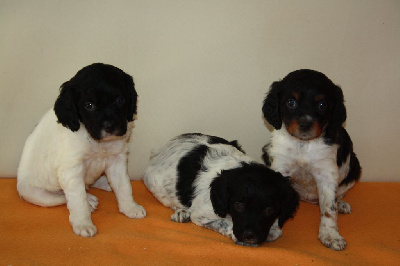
[17,183,67,207]
[86,193,99,212]
[337,200,351,214]
[18,182,99,213]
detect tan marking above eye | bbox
[315,94,325,102]
[292,92,300,101]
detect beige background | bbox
[1,1,399,181]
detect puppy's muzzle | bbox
[103,121,117,134]
[242,229,258,245]
[101,120,125,140]
[298,115,314,132]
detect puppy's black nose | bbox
[298,116,313,131]
[103,121,116,133]
[242,230,258,244]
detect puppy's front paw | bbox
[73,224,97,237]
[121,204,146,219]
[266,219,282,242]
[266,227,282,242]
[319,231,347,251]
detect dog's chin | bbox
[234,231,265,247]
[100,135,123,142]
[285,123,323,141]
[235,241,259,247]
[292,132,318,141]
[99,130,126,142]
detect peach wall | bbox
[1,0,399,181]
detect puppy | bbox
[17,63,146,237]
[143,133,299,247]
[262,69,361,250]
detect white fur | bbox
[268,125,355,250]
[17,109,146,237]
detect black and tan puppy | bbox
[262,69,361,250]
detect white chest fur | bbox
[83,138,128,185]
[268,128,339,203]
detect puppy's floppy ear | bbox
[278,177,299,228]
[124,75,138,122]
[210,173,230,218]
[262,81,283,129]
[325,84,347,139]
[54,81,80,131]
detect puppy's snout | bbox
[103,121,116,133]
[242,229,258,244]
[298,115,313,131]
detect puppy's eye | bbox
[286,99,298,109]
[234,202,245,213]
[263,207,275,216]
[317,100,328,112]
[115,97,125,107]
[84,102,96,111]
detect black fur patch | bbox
[176,145,209,207]
[334,127,353,167]
[261,144,272,167]
[332,127,362,186]
[179,133,245,153]
[207,135,245,154]
[339,152,361,186]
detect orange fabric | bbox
[1,179,399,265]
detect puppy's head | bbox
[210,163,299,246]
[54,63,137,140]
[262,69,346,141]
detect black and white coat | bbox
[143,133,299,247]
[17,63,146,237]
[262,69,361,251]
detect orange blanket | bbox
[1,179,399,265]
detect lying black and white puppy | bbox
[143,133,299,246]
[262,69,361,250]
[17,63,146,237]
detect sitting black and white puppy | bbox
[262,69,361,250]
[17,63,146,237]
[143,133,299,247]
